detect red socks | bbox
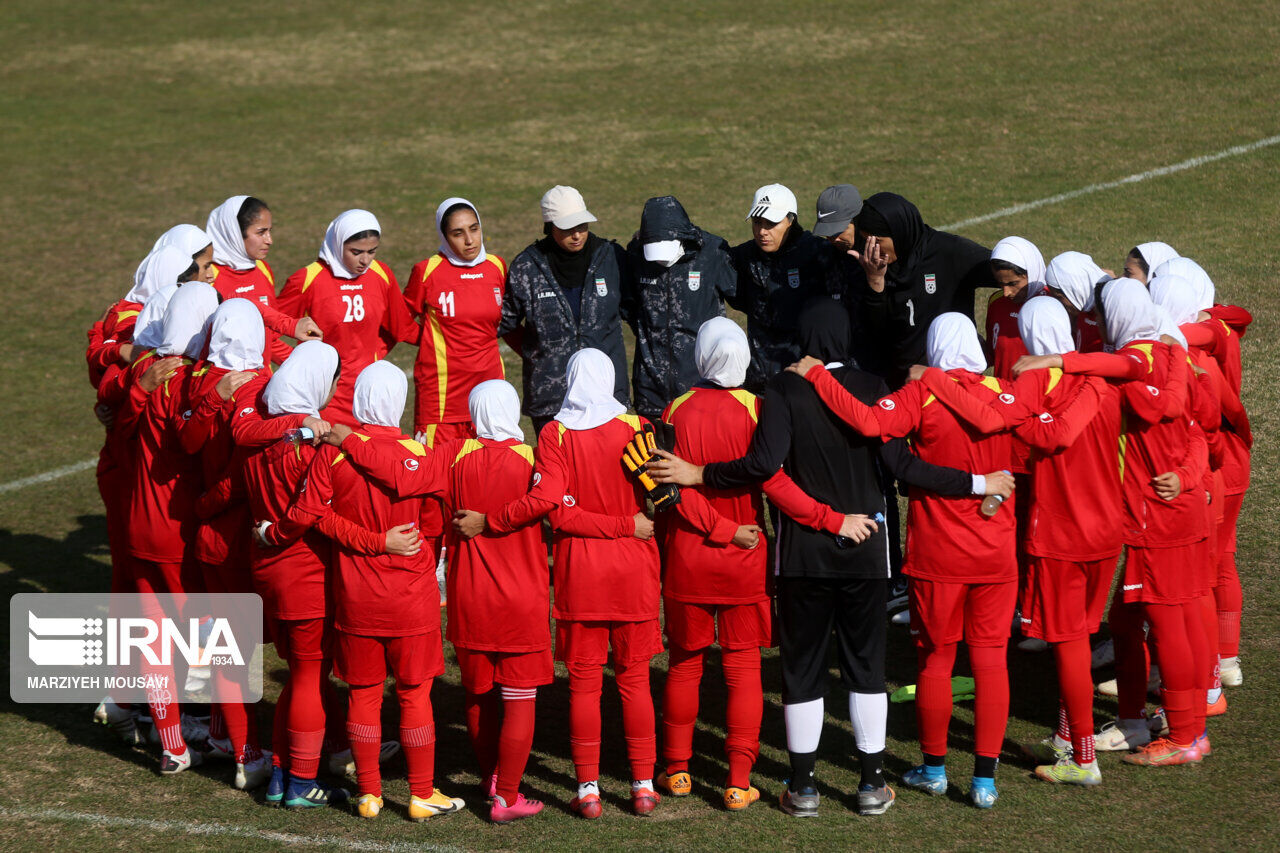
[915,642,958,758]
[465,689,501,781]
[615,659,656,782]
[346,684,384,796]
[1109,598,1150,721]
[722,647,763,789]
[969,644,1010,760]
[1199,594,1221,692]
[1214,550,1243,657]
[398,681,435,799]
[1145,603,1198,744]
[496,687,537,804]
[149,685,184,755]
[567,662,603,783]
[661,647,703,775]
[1052,637,1095,763]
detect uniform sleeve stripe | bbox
[427,311,449,422]
[301,262,324,294]
[728,389,759,423]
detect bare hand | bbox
[648,449,704,486]
[413,430,429,446]
[983,470,1015,498]
[251,520,273,548]
[138,356,182,392]
[294,317,323,340]
[94,403,115,430]
[785,356,824,379]
[452,509,486,539]
[1012,354,1061,378]
[321,423,353,447]
[384,522,423,556]
[906,364,928,382]
[1196,310,1211,322]
[1152,471,1182,501]
[1099,267,1117,279]
[633,512,655,540]
[215,370,255,401]
[850,235,888,291]
[117,343,134,364]
[838,513,879,543]
[732,524,761,549]
[301,415,332,444]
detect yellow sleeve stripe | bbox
[369,260,390,284]
[398,438,427,456]
[300,262,324,294]
[987,290,1003,306]
[978,375,1004,393]
[510,443,534,465]
[617,414,642,431]
[556,423,567,444]
[117,310,140,321]
[331,452,347,467]
[453,438,484,465]
[729,389,759,423]
[210,265,221,281]
[922,394,937,408]
[1128,342,1155,370]
[486,255,507,277]
[664,389,697,422]
[424,255,445,279]
[427,310,448,422]
[256,260,274,287]
[352,432,372,443]
[1045,367,1063,396]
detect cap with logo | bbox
[745,183,798,224]
[541,185,598,230]
[812,184,864,238]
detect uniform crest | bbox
[404,458,419,472]
[562,494,577,507]
[688,271,701,292]
[998,393,1015,405]
[787,268,800,289]
[924,273,937,294]
[1038,412,1054,423]
[595,277,607,297]
[879,399,896,411]
[259,295,269,305]
[239,406,254,418]
[493,287,502,307]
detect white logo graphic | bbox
[532,472,542,486]
[182,409,193,420]
[1146,385,1160,397]
[259,296,269,305]
[404,458,419,472]
[27,612,243,667]
[1038,412,1054,423]
[924,273,937,294]
[999,393,1015,405]
[688,271,701,292]
[879,399,896,411]
[595,277,607,297]
[239,407,254,418]
[235,285,255,294]
[817,209,837,219]
[562,494,577,507]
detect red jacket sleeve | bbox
[807,365,921,439]
[178,382,223,455]
[341,433,447,499]
[1014,376,1102,453]
[1061,349,1147,381]
[275,266,309,319]
[672,488,741,545]
[1207,304,1252,338]
[229,376,307,447]
[487,424,565,533]
[403,262,428,319]
[550,504,635,539]
[760,469,843,534]
[381,267,421,346]
[256,300,297,338]
[1172,422,1210,495]
[920,368,1025,433]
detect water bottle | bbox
[281,426,315,446]
[836,512,887,549]
[980,471,1011,517]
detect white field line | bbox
[940,133,1280,231]
[0,807,464,853]
[5,133,1277,496]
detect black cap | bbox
[813,184,863,238]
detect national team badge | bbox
[787,269,800,289]
[924,273,937,294]
[259,296,269,305]
[595,277,607,296]
[688,271,701,292]
[493,286,502,307]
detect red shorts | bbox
[909,579,1018,649]
[273,617,331,663]
[333,630,445,687]
[414,422,475,539]
[455,647,554,693]
[1020,556,1117,642]
[555,618,663,665]
[1121,542,1208,605]
[663,598,772,651]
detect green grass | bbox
[2,0,1279,849]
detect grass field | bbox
[2,0,1279,849]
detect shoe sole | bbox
[858,799,895,815]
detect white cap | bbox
[540,185,597,230]
[745,183,798,224]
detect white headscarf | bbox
[1099,278,1161,348]
[469,380,524,443]
[263,340,340,416]
[352,361,407,428]
[555,348,627,431]
[1149,273,1201,327]
[132,283,179,351]
[128,244,192,315]
[1135,241,1179,277]
[319,209,381,280]
[1045,251,1107,312]
[1017,295,1075,356]
[435,197,487,268]
[926,313,987,373]
[694,317,750,388]
[157,282,219,359]
[991,236,1047,298]
[206,195,256,271]
[207,298,265,371]
[1152,257,1214,311]
[126,228,208,304]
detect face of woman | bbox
[193,244,216,283]
[751,216,790,254]
[1123,252,1148,284]
[444,209,483,262]
[551,224,589,253]
[343,235,380,276]
[994,268,1029,302]
[243,209,273,262]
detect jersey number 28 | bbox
[342,294,366,323]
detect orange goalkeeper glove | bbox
[622,423,681,512]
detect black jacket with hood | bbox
[500,235,630,419]
[703,300,972,579]
[854,192,995,386]
[727,224,848,393]
[625,196,736,419]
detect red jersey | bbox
[490,416,661,622]
[211,261,295,365]
[985,293,1029,380]
[1061,341,1208,548]
[1183,316,1244,396]
[405,253,508,428]
[1182,324,1249,495]
[277,259,419,425]
[87,299,142,388]
[808,366,1024,583]
[291,428,438,637]
[1075,313,1104,353]
[1206,303,1252,339]
[341,432,551,653]
[660,386,844,604]
[1011,369,1124,560]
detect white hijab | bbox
[694,317,750,388]
[927,312,987,373]
[1045,251,1107,312]
[157,282,219,360]
[1135,241,1179,276]
[1017,295,1075,356]
[469,380,524,443]
[1152,257,1214,311]
[555,348,627,431]
[128,244,192,321]
[319,209,381,280]
[352,361,407,428]
[127,227,208,304]
[207,195,256,271]
[207,298,265,371]
[1100,278,1161,348]
[263,340,340,416]
[436,197,487,268]
[132,284,179,351]
[991,236,1046,298]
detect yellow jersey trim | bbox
[300,262,324,294]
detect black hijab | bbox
[797,297,853,364]
[855,192,931,283]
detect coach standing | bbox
[848,192,996,387]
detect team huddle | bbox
[84,181,1251,824]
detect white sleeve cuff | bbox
[971,474,986,496]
